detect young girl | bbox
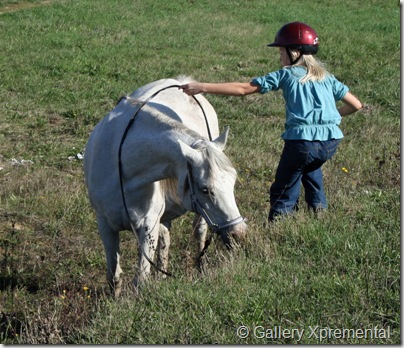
[180,22,363,222]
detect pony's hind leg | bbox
[97,217,123,297]
[156,222,171,279]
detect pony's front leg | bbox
[193,214,208,272]
[193,214,208,254]
[127,182,165,288]
[135,221,160,287]
[97,216,123,297]
[156,222,171,279]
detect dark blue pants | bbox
[268,139,340,222]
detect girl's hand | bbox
[180,82,204,95]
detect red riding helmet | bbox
[268,22,319,55]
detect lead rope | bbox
[118,84,213,278]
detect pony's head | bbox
[178,127,247,246]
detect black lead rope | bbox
[118,85,213,278]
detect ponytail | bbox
[286,50,329,83]
[299,55,329,83]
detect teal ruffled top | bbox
[251,66,349,141]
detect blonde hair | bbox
[289,50,329,83]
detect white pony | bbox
[84,77,247,296]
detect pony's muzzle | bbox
[219,220,248,249]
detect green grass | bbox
[0,0,400,344]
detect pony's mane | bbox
[195,140,237,186]
[127,76,194,106]
[160,139,237,206]
[176,75,194,84]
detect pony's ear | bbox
[178,139,198,162]
[212,126,230,151]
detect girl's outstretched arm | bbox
[180,81,260,96]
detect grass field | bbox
[0,0,400,344]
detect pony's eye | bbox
[201,188,214,196]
